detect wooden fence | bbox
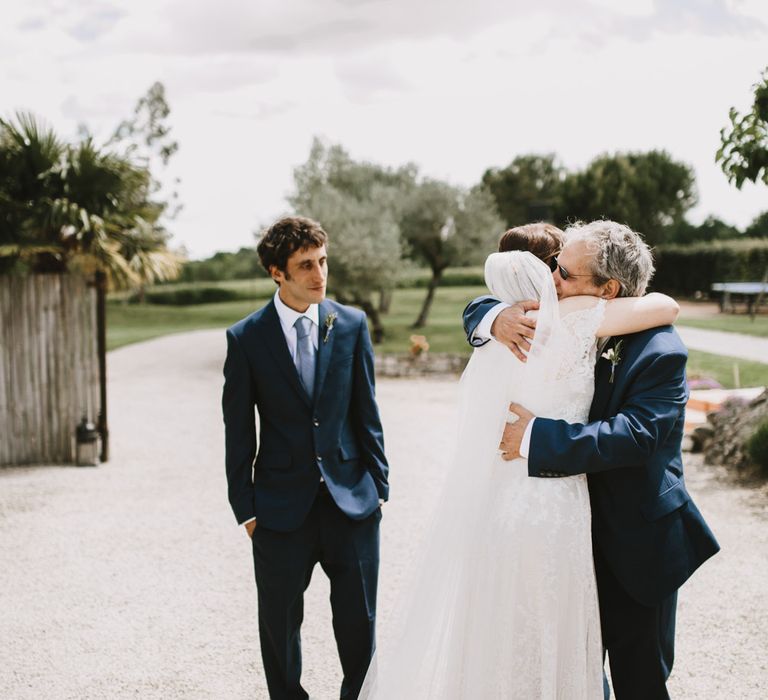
[0,274,100,465]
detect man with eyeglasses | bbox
[462,220,719,700]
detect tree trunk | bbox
[411,269,443,328]
[378,288,393,314]
[358,298,385,344]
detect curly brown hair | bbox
[257,216,328,276]
[498,223,563,266]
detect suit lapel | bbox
[313,300,336,403]
[590,336,621,420]
[262,300,312,407]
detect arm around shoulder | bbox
[596,293,679,337]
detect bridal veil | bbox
[360,252,584,699]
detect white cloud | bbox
[2,0,768,257]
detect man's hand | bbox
[499,402,535,461]
[491,301,539,361]
[244,520,257,538]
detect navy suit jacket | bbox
[223,297,388,532]
[464,297,719,606]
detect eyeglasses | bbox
[552,256,592,281]
[544,255,558,272]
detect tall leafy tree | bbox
[481,154,564,228]
[745,211,768,238]
[288,138,413,341]
[108,81,182,220]
[663,216,741,245]
[717,66,768,188]
[555,150,697,246]
[401,180,502,328]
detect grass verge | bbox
[686,350,768,390]
[677,315,768,338]
[107,286,768,389]
[107,285,488,353]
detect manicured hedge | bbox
[652,239,768,295]
[140,287,243,305]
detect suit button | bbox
[313,419,319,427]
[317,455,323,462]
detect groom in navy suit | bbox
[223,216,388,700]
[463,220,719,700]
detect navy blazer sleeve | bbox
[351,315,390,500]
[222,328,257,524]
[529,346,688,477]
[462,295,502,347]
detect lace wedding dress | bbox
[362,252,605,700]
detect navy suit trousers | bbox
[595,545,677,700]
[251,484,381,700]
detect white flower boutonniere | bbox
[601,339,624,384]
[323,312,338,343]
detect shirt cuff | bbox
[472,302,510,343]
[240,517,256,526]
[519,418,535,459]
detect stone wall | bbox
[374,353,469,378]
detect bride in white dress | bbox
[361,251,679,700]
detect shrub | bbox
[747,419,768,472]
[142,287,242,305]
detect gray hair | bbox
[563,220,655,297]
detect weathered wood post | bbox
[95,270,109,462]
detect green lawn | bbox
[107,285,768,389]
[686,349,768,390]
[373,286,487,354]
[107,300,268,350]
[106,285,487,353]
[677,315,768,338]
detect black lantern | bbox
[76,417,100,466]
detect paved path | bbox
[677,325,768,364]
[1,329,766,699]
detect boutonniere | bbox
[323,312,338,343]
[601,339,624,384]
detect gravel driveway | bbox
[0,328,766,699]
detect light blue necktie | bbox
[294,316,316,398]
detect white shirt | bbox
[273,289,319,359]
[241,291,320,528]
[472,301,509,343]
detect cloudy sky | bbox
[2,0,767,259]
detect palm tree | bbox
[0,112,182,287]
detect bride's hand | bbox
[490,301,538,362]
